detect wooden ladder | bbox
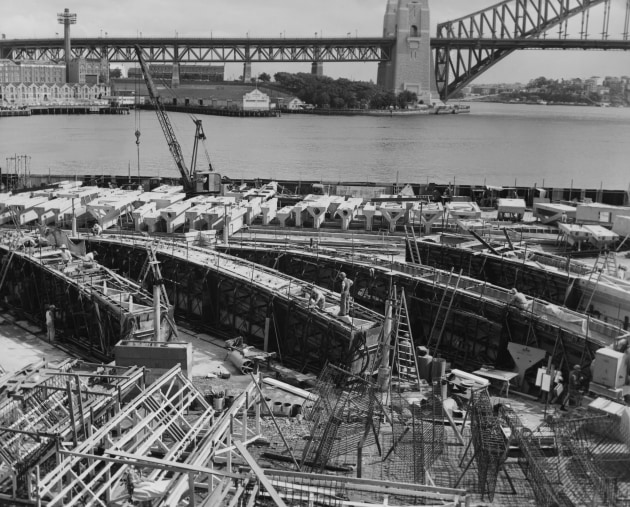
[404,225,422,265]
[578,249,616,311]
[428,269,463,357]
[139,242,170,307]
[0,251,16,294]
[391,287,421,388]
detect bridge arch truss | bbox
[434,0,630,100]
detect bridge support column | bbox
[306,205,327,229]
[100,55,109,85]
[171,63,180,88]
[377,0,438,104]
[380,207,406,233]
[361,204,376,231]
[242,61,252,82]
[311,61,324,76]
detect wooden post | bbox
[35,465,41,507]
[74,375,87,439]
[242,392,248,441]
[189,472,197,507]
[255,385,261,435]
[66,381,77,446]
[248,373,299,468]
[227,415,233,472]
[263,316,270,352]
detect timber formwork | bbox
[219,244,630,381]
[407,240,589,308]
[408,239,630,330]
[0,359,146,504]
[87,235,383,374]
[0,240,172,360]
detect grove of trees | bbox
[272,72,418,109]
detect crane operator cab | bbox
[194,171,222,194]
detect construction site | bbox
[0,37,630,506]
[0,181,630,506]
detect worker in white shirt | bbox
[59,244,72,265]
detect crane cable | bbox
[134,64,141,178]
[190,114,215,172]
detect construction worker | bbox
[92,222,102,236]
[508,288,529,310]
[561,364,585,411]
[549,369,564,404]
[309,286,326,310]
[338,272,353,317]
[45,305,55,342]
[83,251,98,263]
[59,244,72,265]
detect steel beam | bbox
[0,37,394,64]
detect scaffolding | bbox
[0,359,145,503]
[36,364,264,506]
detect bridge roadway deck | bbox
[2,36,627,63]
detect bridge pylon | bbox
[377,0,439,104]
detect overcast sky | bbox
[2,0,628,84]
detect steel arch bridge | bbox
[434,0,630,100]
[0,0,628,101]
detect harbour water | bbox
[1,102,629,189]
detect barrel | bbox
[213,397,225,411]
[431,358,446,380]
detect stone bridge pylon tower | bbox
[377,0,439,104]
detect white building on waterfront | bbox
[286,97,306,110]
[242,88,270,111]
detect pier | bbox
[29,105,130,115]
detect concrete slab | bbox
[0,321,70,373]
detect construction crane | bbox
[134,45,222,195]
